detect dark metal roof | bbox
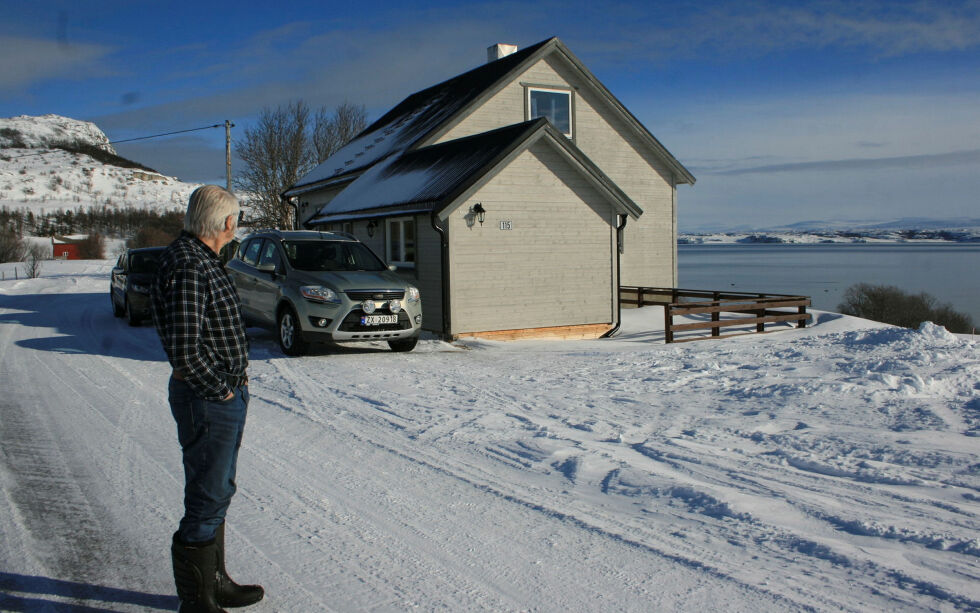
[287,38,555,194]
[308,118,642,224]
[308,120,548,222]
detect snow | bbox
[1,261,978,611]
[1,114,199,216]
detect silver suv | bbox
[226,230,422,355]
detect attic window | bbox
[528,87,572,137]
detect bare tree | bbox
[313,102,367,163]
[235,101,314,228]
[235,101,368,229]
[23,243,44,278]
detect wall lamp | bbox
[471,203,486,225]
[366,220,378,237]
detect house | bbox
[52,235,85,259]
[283,37,694,340]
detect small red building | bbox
[51,236,85,260]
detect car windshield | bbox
[130,252,161,274]
[283,240,386,272]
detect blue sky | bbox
[2,0,978,230]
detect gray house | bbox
[283,37,694,340]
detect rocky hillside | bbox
[0,114,200,215]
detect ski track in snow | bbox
[0,261,978,611]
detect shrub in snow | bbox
[838,283,974,334]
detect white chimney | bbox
[487,43,518,63]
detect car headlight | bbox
[131,283,151,294]
[300,285,340,304]
[406,286,420,302]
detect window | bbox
[241,239,262,266]
[258,240,281,269]
[528,87,572,137]
[386,217,416,268]
[283,240,385,272]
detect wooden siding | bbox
[297,183,346,227]
[435,53,677,287]
[446,141,615,335]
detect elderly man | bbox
[151,185,263,612]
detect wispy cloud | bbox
[705,149,980,175]
[577,0,980,63]
[0,35,114,92]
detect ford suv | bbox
[226,230,422,355]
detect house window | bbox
[386,217,416,268]
[528,87,572,137]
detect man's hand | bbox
[224,391,234,401]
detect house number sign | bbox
[499,220,513,230]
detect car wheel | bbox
[111,291,124,317]
[125,298,140,326]
[388,335,419,352]
[278,307,308,356]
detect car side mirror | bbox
[258,263,277,274]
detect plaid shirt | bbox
[152,231,248,401]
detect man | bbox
[151,185,263,612]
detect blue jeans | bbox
[168,376,249,543]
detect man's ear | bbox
[225,215,235,231]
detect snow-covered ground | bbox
[1,260,978,612]
[1,114,197,216]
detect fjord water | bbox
[678,243,980,327]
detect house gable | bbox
[424,40,694,186]
[447,138,619,334]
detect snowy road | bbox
[1,260,978,612]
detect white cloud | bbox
[0,35,114,92]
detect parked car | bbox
[226,229,422,355]
[111,246,166,326]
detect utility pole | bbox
[225,119,234,193]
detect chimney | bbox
[487,43,518,63]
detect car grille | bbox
[345,290,405,301]
[338,310,412,332]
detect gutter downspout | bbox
[601,214,628,338]
[283,195,299,229]
[430,210,452,339]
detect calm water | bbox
[678,243,980,325]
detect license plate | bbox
[360,315,398,325]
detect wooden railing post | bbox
[665,304,674,343]
[798,305,807,328]
[711,301,720,337]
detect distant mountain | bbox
[769,217,980,232]
[0,114,200,215]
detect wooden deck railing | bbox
[620,287,812,343]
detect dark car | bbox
[111,246,166,326]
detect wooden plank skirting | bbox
[620,286,811,343]
[456,323,613,341]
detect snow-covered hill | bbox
[1,260,978,611]
[681,217,980,244]
[0,114,200,215]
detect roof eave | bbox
[550,43,696,185]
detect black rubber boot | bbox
[215,523,264,608]
[171,534,228,613]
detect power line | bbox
[108,123,224,145]
[5,123,226,160]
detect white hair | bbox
[184,185,239,237]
